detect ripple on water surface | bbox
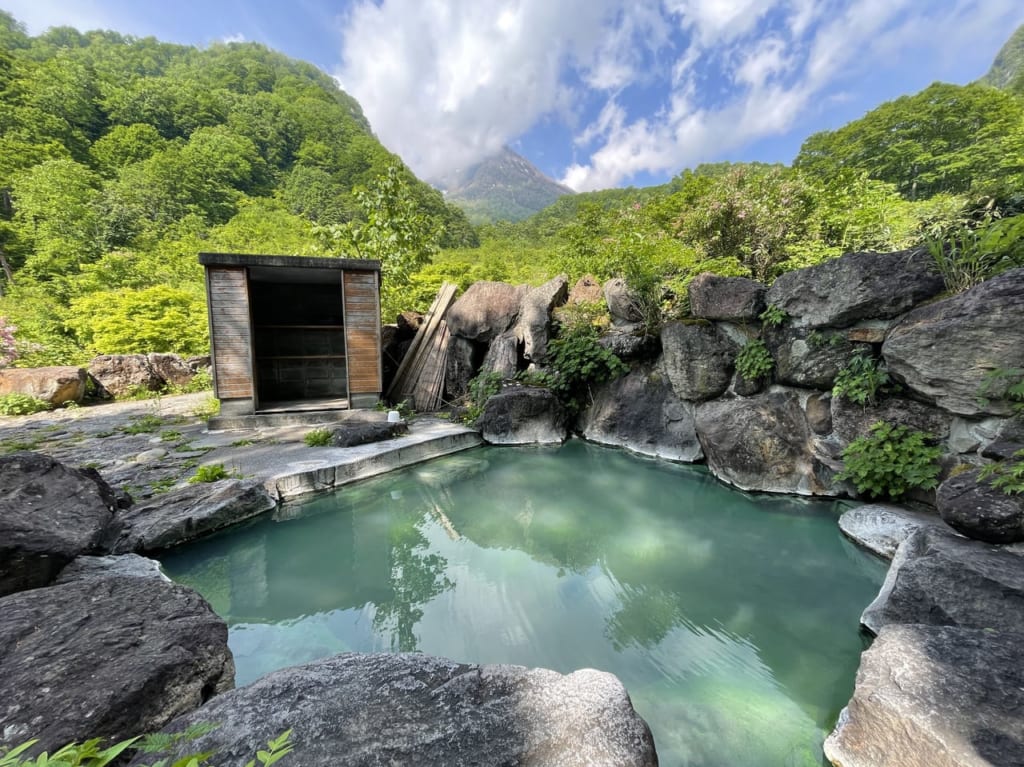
[161,440,886,767]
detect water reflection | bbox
[161,441,885,767]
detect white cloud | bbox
[561,0,1024,190]
[336,0,670,182]
[1,0,117,34]
[221,32,246,44]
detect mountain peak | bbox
[435,148,574,224]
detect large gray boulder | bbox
[579,364,703,462]
[659,321,738,402]
[446,282,528,343]
[0,366,86,406]
[599,326,659,361]
[764,326,868,390]
[883,268,1024,416]
[147,353,195,389]
[937,468,1024,544]
[114,479,277,554]
[830,394,952,449]
[0,555,233,755]
[694,389,819,494]
[604,278,643,326]
[0,452,121,596]
[766,249,943,328]
[138,652,657,767]
[478,386,567,445]
[88,354,163,397]
[861,527,1024,636]
[824,624,1024,767]
[687,273,766,322]
[515,274,568,362]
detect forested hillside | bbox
[0,10,1021,369]
[0,11,474,364]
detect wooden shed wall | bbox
[343,270,381,394]
[206,267,254,399]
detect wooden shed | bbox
[199,253,382,416]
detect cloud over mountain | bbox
[337,0,1022,191]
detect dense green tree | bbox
[315,162,440,320]
[795,83,1024,199]
[10,158,104,278]
[89,123,167,176]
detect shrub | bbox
[0,393,52,416]
[832,351,890,406]
[462,370,503,425]
[303,428,332,447]
[926,214,1024,293]
[836,421,942,500]
[191,396,220,421]
[544,325,629,415]
[735,339,773,381]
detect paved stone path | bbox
[0,393,481,504]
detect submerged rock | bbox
[824,624,1024,767]
[478,386,567,445]
[580,364,703,462]
[114,479,277,554]
[0,555,233,755]
[0,452,121,596]
[139,652,658,767]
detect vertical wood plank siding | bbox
[206,267,254,398]
[343,271,381,394]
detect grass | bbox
[121,414,163,435]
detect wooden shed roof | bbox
[199,253,381,287]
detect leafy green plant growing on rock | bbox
[832,351,890,406]
[758,304,787,327]
[544,325,629,415]
[122,414,164,434]
[0,393,51,416]
[0,727,293,767]
[187,463,236,484]
[735,339,773,382]
[462,371,503,425]
[977,367,1024,413]
[836,421,942,500]
[303,428,332,447]
[979,449,1024,495]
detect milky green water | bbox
[161,440,885,767]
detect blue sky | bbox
[3,1,1022,191]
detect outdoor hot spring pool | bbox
[161,440,886,767]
